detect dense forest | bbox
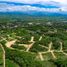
[0,14,67,67]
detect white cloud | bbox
[0,3,60,12]
[2,0,67,5]
[0,0,67,12]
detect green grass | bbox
[6,59,19,67]
[0,48,3,67]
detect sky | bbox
[0,0,67,13]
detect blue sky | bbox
[0,0,67,12]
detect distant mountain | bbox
[0,11,67,17]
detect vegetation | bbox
[0,48,3,67]
[0,14,67,67]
